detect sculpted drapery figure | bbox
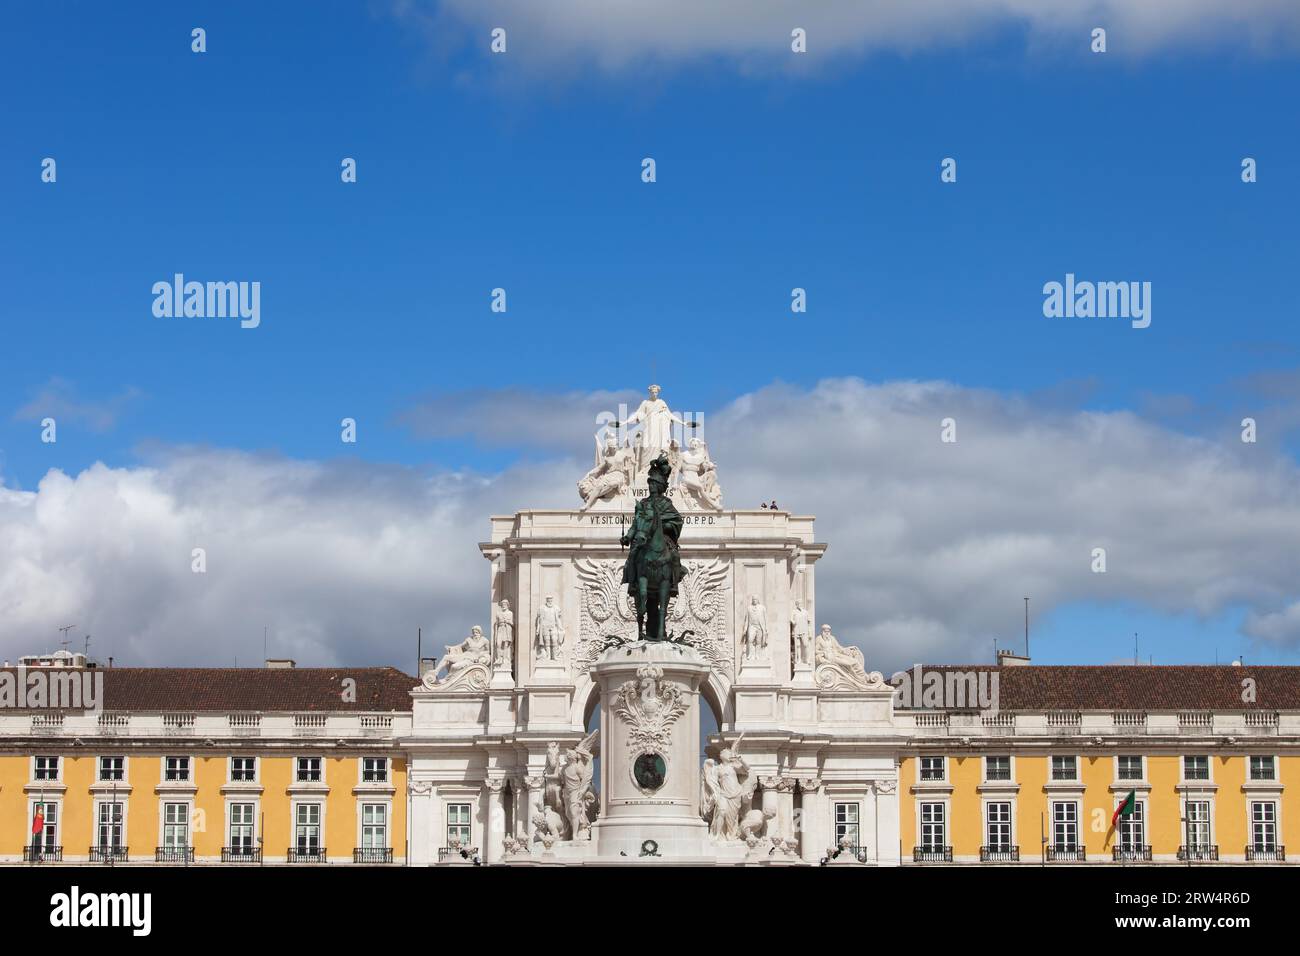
[578,433,634,511]
[790,601,812,665]
[620,454,685,641]
[560,730,599,841]
[814,624,881,690]
[427,626,491,684]
[701,743,758,841]
[625,384,692,468]
[678,437,723,511]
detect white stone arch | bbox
[572,666,733,730]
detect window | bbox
[919,802,946,851]
[985,802,1012,851]
[833,802,860,848]
[230,757,256,782]
[98,756,125,782]
[1185,800,1211,849]
[446,803,472,846]
[362,757,388,783]
[164,756,190,782]
[1249,756,1276,782]
[919,756,946,781]
[1118,800,1145,849]
[296,757,322,783]
[1117,755,1144,781]
[985,756,1011,781]
[1052,801,1078,850]
[229,803,256,850]
[163,803,189,848]
[362,804,388,849]
[295,803,322,852]
[31,802,58,850]
[1050,755,1077,781]
[1251,802,1277,851]
[1183,755,1210,781]
[34,756,59,781]
[97,802,124,849]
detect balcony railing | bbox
[980,845,1019,862]
[89,845,128,863]
[1113,844,1152,862]
[1178,844,1219,862]
[438,845,480,863]
[31,714,65,734]
[353,847,394,864]
[1246,845,1285,862]
[1046,845,1086,862]
[912,846,953,863]
[221,846,262,863]
[23,845,62,862]
[287,846,327,863]
[154,846,194,863]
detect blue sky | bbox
[2,3,1299,670]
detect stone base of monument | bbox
[589,641,717,863]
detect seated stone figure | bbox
[814,625,882,690]
[426,626,492,686]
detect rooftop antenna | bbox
[1134,632,1138,666]
[83,634,91,660]
[58,624,76,652]
[1023,597,1029,657]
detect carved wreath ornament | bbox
[609,664,689,756]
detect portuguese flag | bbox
[31,806,44,836]
[1111,790,1136,828]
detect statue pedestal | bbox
[590,642,712,861]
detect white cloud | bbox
[3,377,1300,671]
[12,377,143,433]
[395,0,1300,73]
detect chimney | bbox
[997,648,1030,667]
[265,658,296,669]
[419,657,438,681]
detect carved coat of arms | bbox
[609,664,689,756]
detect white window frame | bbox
[360,756,389,784]
[229,756,259,784]
[32,754,61,783]
[292,800,325,855]
[226,800,259,852]
[833,801,860,848]
[1051,800,1080,851]
[1249,755,1276,782]
[984,755,1012,783]
[445,801,473,847]
[1250,801,1278,852]
[984,800,1013,851]
[160,800,193,849]
[359,801,391,850]
[295,756,323,783]
[918,756,946,782]
[95,799,127,851]
[1117,798,1146,850]
[1184,798,1213,850]
[163,755,192,783]
[28,799,61,850]
[1115,754,1144,782]
[1050,755,1078,782]
[918,800,947,852]
[1181,754,1211,783]
[97,755,127,783]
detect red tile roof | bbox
[1,666,419,713]
[899,665,1300,711]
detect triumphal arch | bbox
[405,385,900,865]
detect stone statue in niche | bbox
[677,438,723,511]
[425,626,492,686]
[492,599,514,669]
[534,594,566,662]
[741,595,768,662]
[790,601,812,666]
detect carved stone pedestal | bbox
[590,641,712,861]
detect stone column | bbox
[873,778,901,866]
[775,776,797,842]
[797,777,823,864]
[522,775,543,841]
[408,780,434,865]
[485,779,505,864]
